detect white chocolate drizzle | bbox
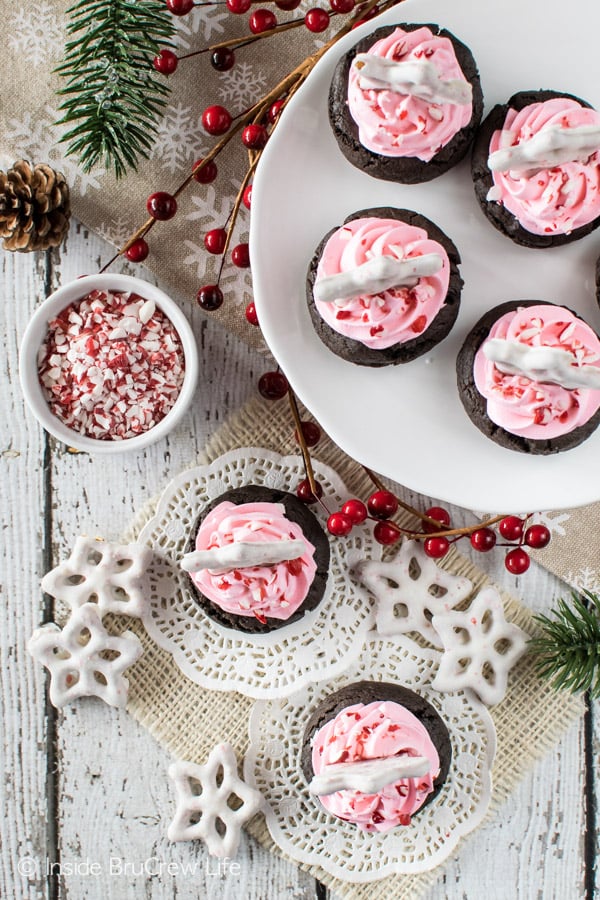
[313,253,443,304]
[483,338,600,390]
[353,55,472,105]
[181,539,306,574]
[488,124,600,174]
[308,755,430,796]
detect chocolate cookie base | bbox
[186,485,330,634]
[307,206,463,367]
[471,90,600,248]
[329,23,484,184]
[301,681,452,818]
[456,299,600,454]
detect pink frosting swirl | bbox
[488,98,600,235]
[347,26,472,161]
[314,217,450,348]
[311,700,440,832]
[189,501,317,622]
[473,305,600,439]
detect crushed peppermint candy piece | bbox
[38,289,185,441]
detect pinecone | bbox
[0,160,71,252]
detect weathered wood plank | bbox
[50,223,316,899]
[0,247,52,900]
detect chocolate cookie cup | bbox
[472,90,600,248]
[456,300,600,454]
[329,23,483,184]
[301,681,452,821]
[186,485,330,634]
[306,206,463,367]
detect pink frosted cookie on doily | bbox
[300,681,451,832]
[329,23,483,183]
[182,484,330,634]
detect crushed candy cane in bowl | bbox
[19,274,199,453]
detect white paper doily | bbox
[138,447,380,699]
[244,633,496,880]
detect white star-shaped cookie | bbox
[167,744,264,857]
[355,540,473,647]
[41,536,152,617]
[27,603,143,708]
[432,585,529,705]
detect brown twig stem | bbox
[288,390,319,497]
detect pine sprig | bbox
[530,590,600,698]
[55,0,175,178]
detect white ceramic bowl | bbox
[19,273,199,453]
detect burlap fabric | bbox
[119,395,584,900]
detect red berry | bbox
[258,371,288,400]
[423,506,451,533]
[423,536,450,559]
[204,228,227,254]
[470,527,497,552]
[249,8,277,33]
[294,421,321,447]
[327,512,353,537]
[231,243,250,268]
[202,105,232,136]
[167,0,194,14]
[341,499,368,524]
[227,0,251,11]
[242,124,268,150]
[275,0,301,8]
[373,521,402,546]
[505,547,530,574]
[242,184,253,209]
[499,516,524,542]
[196,284,223,311]
[153,48,178,75]
[305,7,330,31]
[330,0,354,10]
[146,191,177,220]
[525,524,551,549]
[367,489,398,520]
[124,238,149,263]
[296,478,323,504]
[245,301,259,326]
[211,47,235,71]
[192,158,218,183]
[268,100,286,123]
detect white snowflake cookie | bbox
[27,603,143,708]
[41,536,151,618]
[355,540,473,647]
[168,743,264,857]
[432,585,529,705]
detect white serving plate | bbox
[250,0,600,512]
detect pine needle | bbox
[55,0,175,178]
[530,590,600,699]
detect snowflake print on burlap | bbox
[96,216,138,249]
[168,744,263,856]
[151,103,208,174]
[217,63,267,114]
[41,536,152,618]
[431,585,528,705]
[355,540,473,647]
[28,604,143,708]
[530,510,571,538]
[174,5,229,46]
[563,567,600,594]
[9,3,64,67]
[4,107,104,195]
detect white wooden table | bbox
[1,221,596,900]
